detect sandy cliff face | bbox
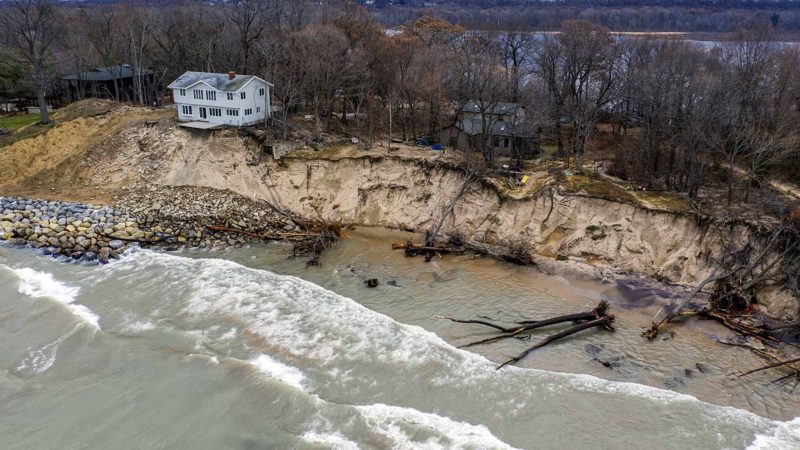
[259,156,719,283]
[144,148,795,318]
[3,108,794,318]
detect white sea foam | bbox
[120,319,157,333]
[249,353,307,390]
[747,417,800,450]
[300,431,360,450]
[107,250,800,447]
[356,403,519,450]
[12,267,100,329]
[16,338,62,375]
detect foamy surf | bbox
[79,250,800,448]
[747,417,800,450]
[355,404,520,450]
[10,267,100,329]
[249,353,307,390]
[15,337,62,375]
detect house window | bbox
[240,92,246,100]
[226,109,239,117]
[205,90,216,101]
[503,138,510,148]
[259,87,265,96]
[181,105,192,115]
[179,89,185,96]
[227,93,234,101]
[256,107,260,113]
[492,136,500,147]
[244,108,253,115]
[209,108,222,117]
[193,89,203,100]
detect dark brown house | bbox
[61,65,157,104]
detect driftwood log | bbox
[496,315,616,369]
[720,341,800,388]
[206,220,342,266]
[441,301,616,369]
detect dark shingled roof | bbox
[454,117,537,138]
[461,100,520,116]
[167,71,271,92]
[61,65,154,81]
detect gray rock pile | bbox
[0,197,137,263]
[116,185,298,247]
[1,187,296,263]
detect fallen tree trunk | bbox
[719,340,800,386]
[440,301,609,348]
[208,220,342,266]
[738,356,800,377]
[497,315,616,370]
[440,301,615,368]
[206,225,293,241]
[644,222,800,345]
[642,269,720,340]
[393,241,463,255]
[426,170,477,246]
[701,309,779,344]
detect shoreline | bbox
[0,192,694,294]
[0,190,297,263]
[4,206,800,420]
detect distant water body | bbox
[1,238,799,449]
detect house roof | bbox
[61,65,153,81]
[454,117,537,138]
[167,71,273,92]
[461,100,520,116]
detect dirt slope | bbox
[1,101,797,319]
[0,100,173,202]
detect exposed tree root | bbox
[644,219,800,346]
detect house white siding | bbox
[170,72,272,127]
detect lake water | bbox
[1,228,798,449]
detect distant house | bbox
[61,64,156,104]
[168,71,272,128]
[440,100,539,158]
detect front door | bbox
[199,107,207,120]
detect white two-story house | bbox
[168,71,272,127]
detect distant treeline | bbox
[370,0,800,33]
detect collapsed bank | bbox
[0,100,796,320]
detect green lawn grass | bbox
[0,114,40,131]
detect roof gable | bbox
[462,100,520,116]
[454,117,536,138]
[168,71,273,93]
[61,64,154,81]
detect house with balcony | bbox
[168,71,272,128]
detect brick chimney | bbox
[228,71,235,80]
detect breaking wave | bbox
[89,250,800,448]
[3,265,100,329]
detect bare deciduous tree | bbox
[1,0,61,123]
